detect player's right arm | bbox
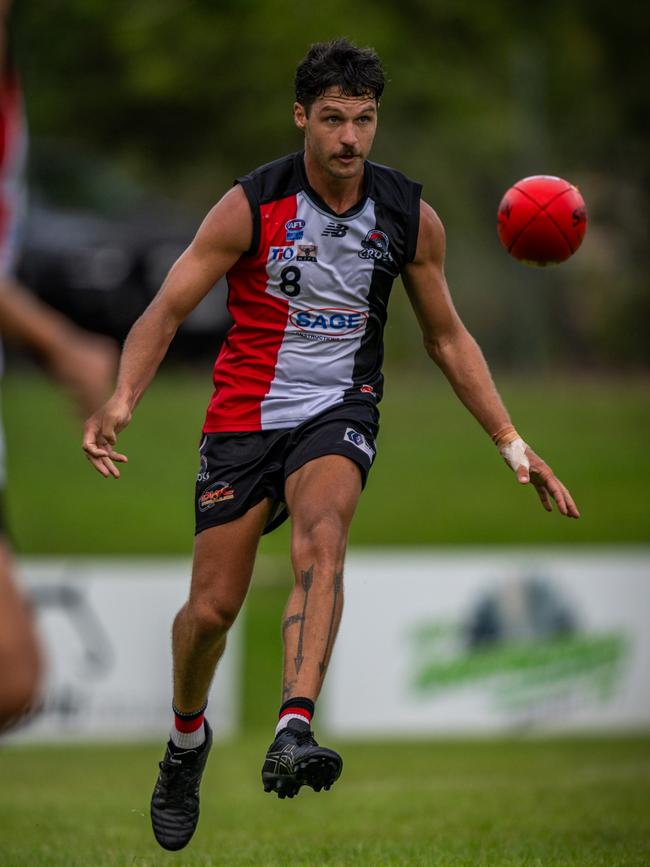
[82,184,253,478]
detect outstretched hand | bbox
[500,439,580,519]
[82,395,131,478]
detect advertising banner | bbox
[324,549,650,735]
[10,559,241,742]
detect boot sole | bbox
[262,753,342,799]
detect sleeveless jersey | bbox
[203,152,421,433]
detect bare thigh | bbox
[188,497,273,624]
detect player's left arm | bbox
[401,199,580,518]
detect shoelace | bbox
[157,757,198,803]
[293,729,317,746]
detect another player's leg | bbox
[151,498,270,851]
[262,455,361,798]
[0,538,41,732]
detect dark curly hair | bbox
[295,38,385,113]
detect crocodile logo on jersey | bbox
[359,229,394,263]
[285,219,305,241]
[296,244,318,262]
[322,222,349,238]
[289,307,368,337]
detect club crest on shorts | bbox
[343,427,375,461]
[198,480,235,511]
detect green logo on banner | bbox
[408,577,627,715]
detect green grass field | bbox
[1,369,649,865]
[1,736,649,866]
[3,369,649,553]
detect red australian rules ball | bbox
[497,175,587,266]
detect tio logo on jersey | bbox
[269,246,296,262]
[290,307,368,336]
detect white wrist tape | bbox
[500,437,529,473]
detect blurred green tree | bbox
[14,0,649,369]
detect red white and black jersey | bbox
[0,64,26,279]
[203,152,421,433]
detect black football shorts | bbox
[194,399,379,536]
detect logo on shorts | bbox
[344,427,375,461]
[359,229,393,263]
[296,244,318,262]
[198,480,235,511]
[196,454,210,483]
[285,219,305,241]
[360,384,375,395]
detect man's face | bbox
[294,86,378,181]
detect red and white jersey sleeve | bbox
[0,65,27,279]
[204,153,421,433]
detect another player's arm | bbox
[401,200,579,518]
[82,184,253,478]
[0,278,117,415]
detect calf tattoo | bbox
[282,613,302,634]
[319,571,343,676]
[294,565,313,674]
[282,678,296,701]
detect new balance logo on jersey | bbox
[321,222,349,238]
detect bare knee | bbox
[182,597,240,640]
[292,510,347,572]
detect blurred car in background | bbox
[17,139,231,359]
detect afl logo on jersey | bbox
[285,218,305,241]
[290,307,368,336]
[359,228,394,263]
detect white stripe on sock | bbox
[171,720,206,750]
[275,713,310,736]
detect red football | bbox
[497,175,587,266]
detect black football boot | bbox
[262,718,342,799]
[150,720,213,850]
